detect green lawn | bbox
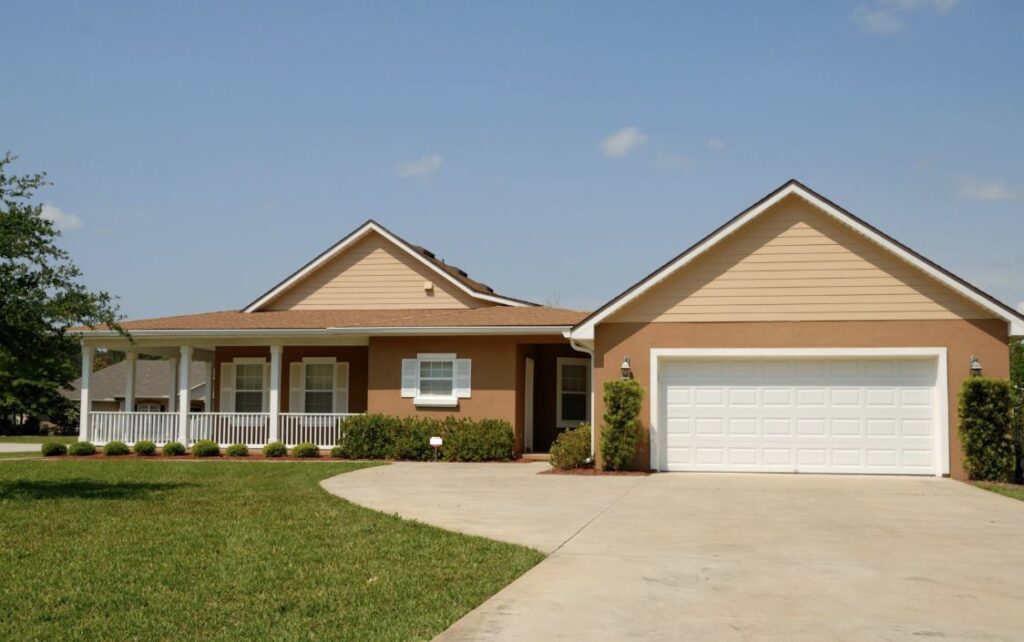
[0,460,543,641]
[975,481,1024,502]
[0,435,77,444]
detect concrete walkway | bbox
[0,443,44,453]
[323,463,1024,641]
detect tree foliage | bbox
[600,379,644,471]
[0,152,121,425]
[1010,339,1024,481]
[958,376,1014,482]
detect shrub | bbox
[41,442,67,457]
[103,441,130,456]
[335,414,401,459]
[390,416,436,461]
[263,441,287,458]
[68,441,96,456]
[441,417,514,462]
[600,379,644,471]
[191,440,220,457]
[292,442,320,458]
[959,376,1015,482]
[329,445,345,458]
[225,443,249,457]
[549,424,592,470]
[1011,339,1024,482]
[162,441,186,456]
[134,440,157,456]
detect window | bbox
[234,363,264,413]
[419,359,454,398]
[136,402,162,412]
[401,353,470,407]
[557,357,590,428]
[304,362,334,413]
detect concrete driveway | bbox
[0,443,43,453]
[323,463,1024,641]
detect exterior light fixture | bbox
[969,355,982,377]
[620,356,632,380]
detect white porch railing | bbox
[280,413,358,448]
[189,413,270,447]
[91,412,178,445]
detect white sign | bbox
[429,436,443,448]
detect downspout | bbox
[566,332,597,459]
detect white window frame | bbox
[414,353,458,408]
[556,357,590,428]
[301,357,336,414]
[136,401,162,413]
[233,357,266,414]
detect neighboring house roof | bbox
[76,307,588,335]
[571,179,1024,340]
[243,220,537,311]
[63,360,208,402]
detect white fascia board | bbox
[326,325,572,336]
[571,183,1023,339]
[243,221,529,312]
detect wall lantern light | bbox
[969,355,983,377]
[620,356,632,380]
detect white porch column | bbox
[269,345,282,443]
[178,346,192,444]
[167,357,178,414]
[203,361,214,412]
[79,345,95,442]
[124,351,137,412]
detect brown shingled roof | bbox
[76,306,588,333]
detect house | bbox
[63,359,208,412]
[72,180,1024,479]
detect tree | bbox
[600,379,644,471]
[1011,338,1024,481]
[0,152,121,430]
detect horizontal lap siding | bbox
[614,195,993,323]
[264,232,488,310]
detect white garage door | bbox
[659,357,940,475]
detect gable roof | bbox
[244,220,536,312]
[571,179,1024,340]
[63,360,207,402]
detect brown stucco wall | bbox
[592,319,1010,479]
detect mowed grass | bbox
[0,460,544,641]
[0,435,77,444]
[976,481,1024,502]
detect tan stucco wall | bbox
[263,231,489,310]
[592,319,1010,479]
[612,195,994,323]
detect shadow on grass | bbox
[0,479,196,500]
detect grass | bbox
[975,481,1024,502]
[0,460,544,641]
[0,435,77,444]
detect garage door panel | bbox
[660,357,938,475]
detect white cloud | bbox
[706,138,726,152]
[852,0,958,34]
[396,154,443,178]
[957,179,1019,202]
[601,126,647,158]
[654,152,692,170]
[40,204,83,230]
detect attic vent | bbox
[456,268,468,277]
[420,248,436,259]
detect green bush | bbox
[390,416,436,461]
[263,441,287,458]
[225,443,249,457]
[67,441,96,456]
[549,424,592,470]
[441,417,514,462]
[191,440,220,457]
[292,442,320,458]
[329,445,345,458]
[103,441,130,456]
[335,414,401,459]
[41,442,67,457]
[1011,339,1024,482]
[162,441,186,456]
[134,440,157,456]
[959,376,1015,482]
[600,379,644,471]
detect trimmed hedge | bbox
[292,443,320,458]
[191,440,220,458]
[68,442,96,456]
[41,442,67,457]
[103,441,130,456]
[263,441,287,458]
[550,424,591,470]
[162,441,186,456]
[600,379,644,471]
[334,414,514,462]
[225,443,249,457]
[134,440,157,456]
[959,376,1015,482]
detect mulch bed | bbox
[45,454,356,462]
[539,467,650,476]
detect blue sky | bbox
[3,1,1022,318]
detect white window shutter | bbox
[401,359,419,398]
[289,362,303,413]
[334,362,350,413]
[220,363,235,413]
[455,359,472,398]
[262,362,270,412]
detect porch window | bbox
[136,402,162,412]
[556,357,590,428]
[303,363,334,413]
[234,363,264,413]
